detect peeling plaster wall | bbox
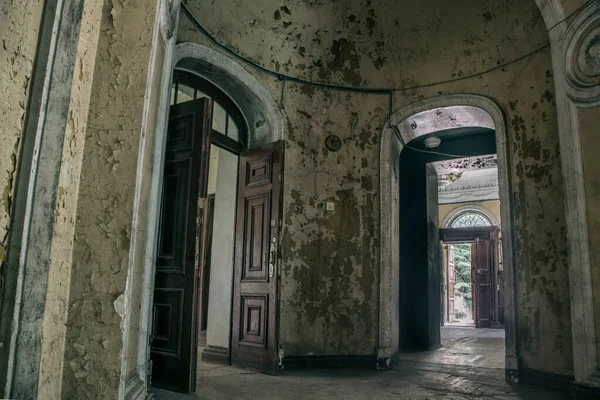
[123,37,166,382]
[58,1,158,397]
[36,2,103,397]
[179,0,572,373]
[578,106,600,362]
[0,0,44,319]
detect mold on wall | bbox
[0,0,44,321]
[179,0,572,373]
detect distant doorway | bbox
[440,227,503,329]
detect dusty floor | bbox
[152,327,567,399]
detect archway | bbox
[377,94,519,377]
[121,41,285,396]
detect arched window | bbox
[170,70,247,154]
[449,211,492,228]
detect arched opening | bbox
[131,43,285,396]
[378,94,518,377]
[442,205,499,229]
[149,67,248,392]
[448,211,492,228]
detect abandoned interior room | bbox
[1,0,600,399]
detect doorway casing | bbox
[119,40,284,398]
[378,94,519,377]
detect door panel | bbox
[475,238,492,328]
[152,98,212,393]
[231,141,283,374]
[448,245,455,322]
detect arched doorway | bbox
[377,94,518,377]
[123,43,285,395]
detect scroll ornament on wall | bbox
[159,0,181,43]
[564,1,600,106]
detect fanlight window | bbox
[449,211,491,228]
[170,70,246,153]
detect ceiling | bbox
[431,155,499,204]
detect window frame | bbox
[172,70,248,155]
[448,211,492,228]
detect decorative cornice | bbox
[564,1,600,107]
[434,155,497,175]
[440,181,498,193]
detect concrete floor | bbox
[397,326,506,369]
[152,327,567,400]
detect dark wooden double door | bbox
[150,98,283,393]
[440,227,501,328]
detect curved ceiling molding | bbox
[174,42,284,148]
[396,105,495,144]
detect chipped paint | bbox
[179,0,573,373]
[0,0,42,321]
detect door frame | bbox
[378,95,519,376]
[119,42,284,398]
[440,226,501,327]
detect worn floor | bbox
[152,327,567,399]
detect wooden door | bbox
[447,245,455,322]
[474,238,492,328]
[231,141,283,374]
[151,98,212,393]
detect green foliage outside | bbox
[453,243,472,310]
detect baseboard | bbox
[201,346,229,365]
[283,355,377,370]
[570,371,600,399]
[520,368,574,392]
[570,382,600,399]
[123,373,147,400]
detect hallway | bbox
[152,327,565,400]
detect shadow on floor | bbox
[151,327,566,399]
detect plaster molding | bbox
[120,1,179,398]
[564,1,600,107]
[439,188,499,205]
[379,94,518,372]
[174,42,284,147]
[1,0,85,397]
[538,0,598,383]
[438,168,500,204]
[441,205,499,229]
[158,0,180,44]
[398,105,494,144]
[432,155,497,174]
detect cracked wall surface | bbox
[179,0,573,373]
[578,106,600,363]
[0,0,44,322]
[36,2,104,397]
[56,0,158,397]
